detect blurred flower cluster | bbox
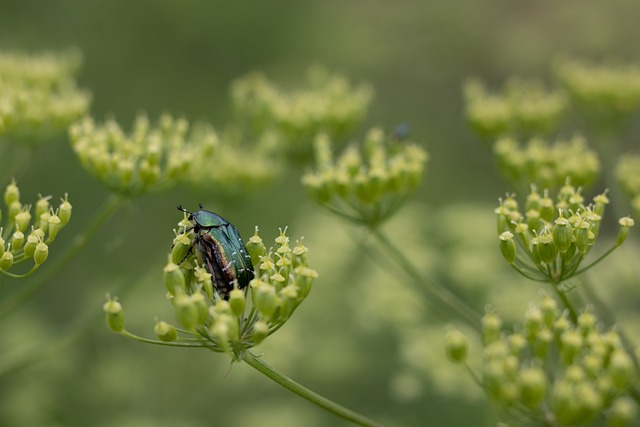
[69,114,202,196]
[616,154,640,218]
[555,57,640,129]
[0,50,90,140]
[302,127,428,228]
[231,67,373,162]
[106,219,317,360]
[463,77,567,140]
[496,183,633,284]
[1,179,72,277]
[493,135,600,192]
[448,295,638,426]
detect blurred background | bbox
[1,1,640,426]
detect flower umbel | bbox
[69,114,201,196]
[449,296,638,426]
[495,183,631,284]
[302,127,428,228]
[107,217,318,361]
[0,179,72,278]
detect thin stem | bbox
[242,352,390,427]
[372,228,480,331]
[0,194,125,318]
[553,284,578,324]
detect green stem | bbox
[372,228,481,331]
[0,194,124,318]
[242,352,389,427]
[553,284,578,324]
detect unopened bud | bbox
[444,328,469,363]
[517,367,547,409]
[154,321,177,342]
[616,217,634,246]
[34,242,49,265]
[58,194,72,226]
[163,262,186,295]
[499,232,516,263]
[0,251,13,271]
[103,298,125,333]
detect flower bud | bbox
[0,236,4,257]
[607,397,637,427]
[540,294,557,326]
[175,294,199,330]
[47,213,62,241]
[171,233,191,264]
[58,194,72,226]
[154,321,177,342]
[574,221,591,254]
[499,231,516,263]
[253,281,278,319]
[0,251,14,271]
[536,233,557,264]
[616,217,634,246]
[251,320,269,344]
[34,242,49,265]
[103,298,125,333]
[35,195,50,220]
[246,227,266,266]
[444,328,469,363]
[163,262,186,296]
[293,266,317,299]
[482,311,502,345]
[517,367,547,409]
[609,350,634,390]
[552,218,573,253]
[4,179,20,206]
[228,287,246,318]
[11,231,24,252]
[23,232,39,259]
[14,208,32,233]
[560,330,582,365]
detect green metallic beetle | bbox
[177,204,254,300]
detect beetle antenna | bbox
[199,202,204,209]
[177,205,190,213]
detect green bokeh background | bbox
[1,1,640,426]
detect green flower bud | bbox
[23,232,40,259]
[0,236,4,257]
[616,216,634,246]
[210,320,230,353]
[551,380,579,424]
[577,310,596,334]
[103,298,125,333]
[34,242,49,265]
[174,293,199,330]
[154,321,177,342]
[533,328,552,360]
[163,262,185,296]
[607,397,637,427]
[47,213,62,241]
[39,211,51,232]
[524,305,543,341]
[540,196,554,222]
[560,330,583,365]
[537,232,557,264]
[4,179,20,206]
[482,311,503,345]
[540,294,557,326]
[251,320,269,344]
[171,233,192,265]
[498,231,516,263]
[228,288,246,318]
[575,221,591,254]
[11,231,24,252]
[191,292,209,325]
[8,201,22,224]
[14,208,32,233]
[0,251,14,271]
[35,195,50,220]
[593,192,610,218]
[444,328,469,363]
[517,367,547,409]
[508,333,527,356]
[58,194,72,226]
[253,281,277,319]
[246,227,266,266]
[609,350,634,390]
[526,209,542,233]
[552,217,573,253]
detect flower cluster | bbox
[448,296,638,426]
[0,50,90,140]
[105,220,318,360]
[185,125,282,196]
[493,135,600,191]
[496,183,633,284]
[0,179,72,277]
[302,128,428,228]
[69,114,201,196]
[463,77,567,140]
[231,67,373,161]
[555,57,640,128]
[616,154,640,217]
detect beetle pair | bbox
[177,204,254,300]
